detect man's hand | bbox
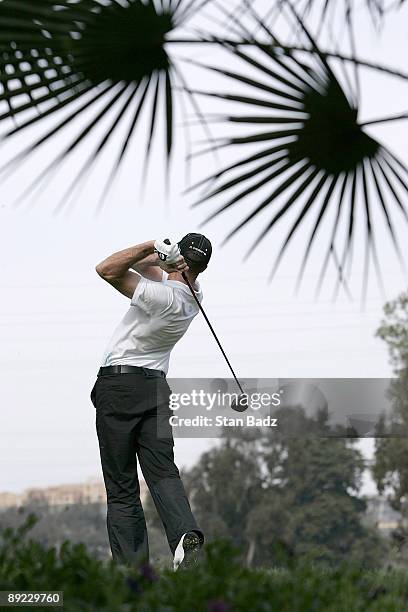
[154,239,189,274]
[159,255,189,274]
[154,239,181,264]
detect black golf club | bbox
[162,240,248,411]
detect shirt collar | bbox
[164,278,202,296]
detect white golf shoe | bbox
[173,531,203,571]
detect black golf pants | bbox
[90,370,203,566]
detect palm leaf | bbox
[190,26,408,294]
[0,0,192,205]
[261,0,406,28]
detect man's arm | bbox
[96,240,188,299]
[131,252,164,282]
[96,241,156,299]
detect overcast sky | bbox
[1,1,407,494]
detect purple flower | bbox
[140,563,159,583]
[208,599,230,612]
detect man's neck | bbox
[167,270,199,289]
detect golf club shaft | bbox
[182,271,244,395]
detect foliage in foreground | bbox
[2,516,408,612]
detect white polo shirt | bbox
[100,272,202,374]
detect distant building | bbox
[0,492,21,509]
[365,495,404,533]
[0,478,148,509]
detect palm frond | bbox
[190,32,408,294]
[266,0,406,28]
[0,0,191,205]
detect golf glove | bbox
[154,239,181,264]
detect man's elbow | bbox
[95,262,104,277]
[96,263,115,280]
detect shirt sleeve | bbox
[131,276,172,314]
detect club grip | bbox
[164,239,171,245]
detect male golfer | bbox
[90,234,211,570]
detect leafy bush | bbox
[2,516,408,612]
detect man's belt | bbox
[98,365,166,378]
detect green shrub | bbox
[2,516,408,612]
